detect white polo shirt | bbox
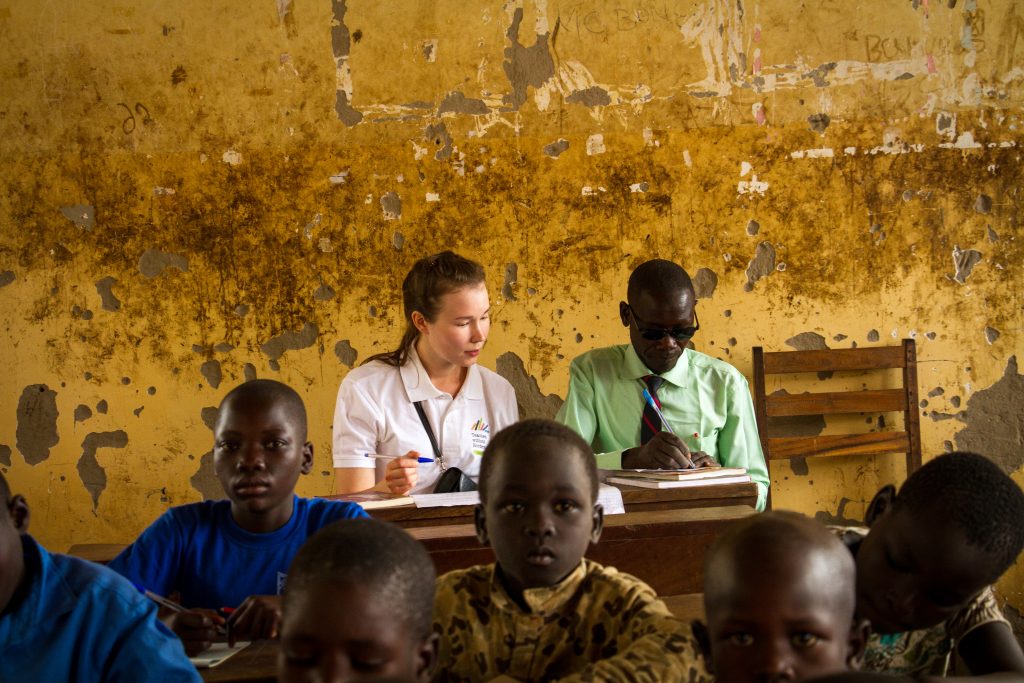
[332,347,519,493]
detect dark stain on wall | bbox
[424,122,453,160]
[190,450,220,500]
[566,86,612,107]
[543,139,569,158]
[954,356,1023,475]
[16,384,59,466]
[77,430,128,509]
[951,246,982,284]
[744,241,775,291]
[201,406,219,431]
[502,7,554,110]
[0,270,14,287]
[314,284,336,302]
[260,322,318,370]
[496,352,564,420]
[785,332,828,351]
[438,91,489,115]
[60,204,95,231]
[73,404,93,423]
[813,497,863,526]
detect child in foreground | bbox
[432,418,710,682]
[700,510,868,682]
[109,379,367,654]
[829,451,1024,678]
[0,472,199,682]
[278,518,438,682]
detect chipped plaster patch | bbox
[380,192,402,220]
[314,284,336,301]
[77,431,127,509]
[496,352,563,420]
[329,170,349,185]
[190,450,220,500]
[260,322,318,369]
[954,356,1023,474]
[692,268,718,300]
[790,148,834,159]
[60,205,95,231]
[586,134,606,155]
[74,405,92,423]
[200,360,222,389]
[985,327,1000,344]
[744,242,776,291]
[139,249,189,278]
[502,7,554,110]
[0,271,14,287]
[424,122,453,160]
[439,91,489,115]
[17,384,59,465]
[425,192,440,202]
[738,175,768,196]
[629,182,649,193]
[95,277,121,312]
[567,86,611,107]
[334,340,358,367]
[938,131,982,150]
[221,150,243,165]
[951,245,982,284]
[785,332,829,351]
[543,139,569,158]
[502,263,518,301]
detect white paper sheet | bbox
[597,484,625,515]
[189,641,251,669]
[411,491,481,508]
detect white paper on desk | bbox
[189,641,251,668]
[411,491,480,508]
[597,484,625,515]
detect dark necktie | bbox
[640,375,666,445]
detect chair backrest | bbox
[751,339,922,509]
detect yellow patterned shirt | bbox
[432,559,711,683]
[832,526,1010,675]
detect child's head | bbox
[213,379,313,530]
[0,473,30,613]
[702,511,867,682]
[366,251,488,368]
[856,451,1024,634]
[476,419,602,598]
[279,519,437,682]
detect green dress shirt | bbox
[556,344,768,510]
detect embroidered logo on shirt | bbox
[277,571,287,595]
[470,419,490,456]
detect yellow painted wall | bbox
[1,0,1022,624]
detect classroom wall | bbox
[1,0,1021,621]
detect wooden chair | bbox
[752,339,922,509]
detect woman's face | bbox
[416,283,490,369]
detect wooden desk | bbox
[199,592,708,682]
[343,481,758,528]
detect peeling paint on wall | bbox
[744,242,776,292]
[260,322,319,370]
[951,245,982,284]
[190,450,219,500]
[502,7,554,110]
[0,271,15,287]
[200,407,219,431]
[496,352,563,420]
[692,268,718,300]
[380,192,402,220]
[200,360,222,389]
[543,139,569,158]
[314,284,336,302]
[439,91,489,115]
[334,340,358,367]
[985,327,1000,344]
[16,385,59,466]
[139,249,189,278]
[95,277,121,312]
[502,263,518,301]
[73,405,92,423]
[77,430,127,508]
[955,356,1023,475]
[331,0,363,126]
[60,205,95,231]
[785,332,829,351]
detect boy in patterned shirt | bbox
[432,419,710,683]
[832,451,1024,677]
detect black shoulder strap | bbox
[413,401,445,469]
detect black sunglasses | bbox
[626,305,699,341]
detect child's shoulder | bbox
[296,496,369,525]
[436,564,493,596]
[578,560,661,604]
[163,498,231,527]
[51,547,154,618]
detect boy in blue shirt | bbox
[0,472,199,682]
[109,379,367,654]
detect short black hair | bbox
[479,419,598,504]
[705,511,856,615]
[626,259,694,304]
[217,379,308,439]
[285,519,436,637]
[894,452,1024,580]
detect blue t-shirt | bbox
[108,496,367,608]
[0,535,200,683]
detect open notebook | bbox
[189,641,251,669]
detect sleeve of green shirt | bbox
[719,372,769,511]
[555,356,627,470]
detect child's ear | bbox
[590,503,604,543]
[865,485,896,526]
[300,442,314,475]
[8,495,29,534]
[618,301,631,327]
[845,618,871,670]
[474,505,489,545]
[691,619,713,670]
[416,631,440,682]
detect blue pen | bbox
[362,453,435,464]
[641,389,675,435]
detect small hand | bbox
[164,609,225,656]
[623,432,694,469]
[384,451,421,495]
[689,451,719,468]
[227,595,282,645]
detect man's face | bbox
[620,288,697,374]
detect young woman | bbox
[332,251,519,495]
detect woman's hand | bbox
[384,451,421,494]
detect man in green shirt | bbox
[556,259,769,510]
